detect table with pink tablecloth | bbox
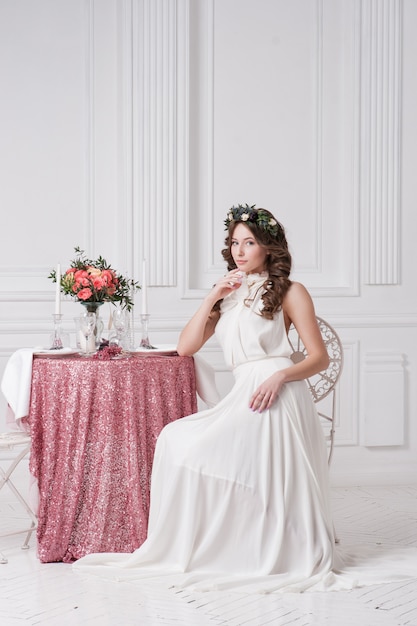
[23,353,197,563]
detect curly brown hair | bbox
[220,208,292,320]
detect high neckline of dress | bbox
[242,272,268,287]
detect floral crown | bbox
[224,204,278,237]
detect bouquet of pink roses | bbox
[49,247,140,311]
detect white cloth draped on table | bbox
[1,348,36,428]
[1,348,44,513]
[71,273,417,592]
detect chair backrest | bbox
[288,316,343,464]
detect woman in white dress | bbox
[74,205,416,592]
[75,205,341,592]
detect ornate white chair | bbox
[0,432,37,564]
[288,316,343,465]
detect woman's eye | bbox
[231,240,255,246]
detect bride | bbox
[74,205,417,593]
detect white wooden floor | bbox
[1,482,416,626]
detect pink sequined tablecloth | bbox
[25,354,197,563]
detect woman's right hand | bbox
[211,269,244,301]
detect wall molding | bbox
[316,312,417,328]
[0,311,416,329]
[361,0,402,285]
[183,0,361,297]
[118,0,135,278]
[133,0,181,287]
[361,351,406,446]
[85,0,95,250]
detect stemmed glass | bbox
[112,309,128,348]
[79,312,96,355]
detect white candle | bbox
[55,263,61,315]
[142,259,148,315]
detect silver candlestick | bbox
[139,314,156,349]
[50,313,64,350]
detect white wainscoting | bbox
[0,0,416,485]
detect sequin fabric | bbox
[26,354,197,563]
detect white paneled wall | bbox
[0,0,416,486]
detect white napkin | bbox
[1,348,42,511]
[193,353,221,409]
[1,348,36,422]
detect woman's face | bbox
[230,223,268,274]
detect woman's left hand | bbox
[249,371,286,413]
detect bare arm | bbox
[250,282,329,412]
[176,269,243,356]
[281,282,330,380]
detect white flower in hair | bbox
[241,213,250,221]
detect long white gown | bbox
[74,274,417,593]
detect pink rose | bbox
[101,270,115,286]
[92,277,104,290]
[77,288,93,301]
[74,270,91,288]
[74,270,90,285]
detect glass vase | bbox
[80,301,104,349]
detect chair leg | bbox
[0,442,37,561]
[21,521,36,550]
[0,446,37,530]
[333,522,339,544]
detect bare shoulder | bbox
[282,282,316,327]
[283,282,313,309]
